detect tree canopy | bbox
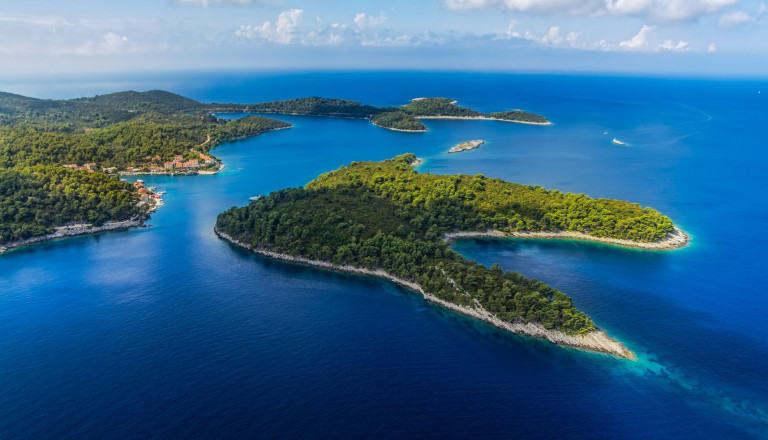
[218,154,674,336]
[0,89,291,245]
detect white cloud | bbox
[361,34,413,47]
[618,24,655,50]
[0,13,154,28]
[446,0,599,14]
[495,20,521,39]
[658,39,690,51]
[361,31,445,47]
[444,0,737,21]
[175,0,256,6]
[718,10,755,27]
[50,32,141,56]
[606,0,736,21]
[235,9,304,44]
[541,26,563,44]
[353,12,388,29]
[613,25,691,52]
[707,42,717,52]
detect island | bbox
[0,90,292,251]
[449,140,485,153]
[214,154,687,358]
[210,96,551,132]
[0,89,545,252]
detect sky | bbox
[1,0,767,76]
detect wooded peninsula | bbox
[0,89,550,248]
[214,96,550,131]
[0,90,290,247]
[215,154,684,357]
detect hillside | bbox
[215,154,679,355]
[0,90,292,247]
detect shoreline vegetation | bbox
[0,217,147,254]
[0,90,293,250]
[223,96,550,132]
[215,154,684,359]
[214,228,634,359]
[443,226,689,250]
[409,157,425,167]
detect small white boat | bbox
[612,138,628,146]
[249,196,262,201]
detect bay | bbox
[1,72,766,439]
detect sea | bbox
[1,71,767,439]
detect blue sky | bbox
[1,0,767,75]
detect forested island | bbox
[0,89,545,251]
[211,96,550,132]
[215,154,685,357]
[0,90,291,250]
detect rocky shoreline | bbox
[370,120,427,132]
[0,217,147,254]
[443,226,689,250]
[449,140,485,153]
[214,228,635,359]
[416,115,553,126]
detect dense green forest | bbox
[308,154,674,242]
[0,113,290,169]
[0,166,145,243]
[0,89,547,246]
[235,97,381,118]
[217,154,675,335]
[490,110,549,124]
[209,96,548,132]
[370,112,427,131]
[0,90,292,245]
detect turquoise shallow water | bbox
[1,72,767,438]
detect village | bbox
[132,179,164,210]
[62,151,220,176]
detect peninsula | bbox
[210,96,550,132]
[215,154,684,358]
[449,140,485,153]
[0,90,291,250]
[0,89,544,252]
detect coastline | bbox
[370,120,428,132]
[449,140,485,153]
[0,217,147,254]
[415,115,553,126]
[443,226,689,250]
[214,228,635,359]
[197,162,226,175]
[118,125,292,177]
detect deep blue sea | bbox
[1,72,767,439]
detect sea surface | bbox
[1,72,767,439]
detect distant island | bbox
[215,154,687,358]
[209,96,551,132]
[0,90,291,251]
[449,140,485,153]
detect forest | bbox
[209,96,549,131]
[0,166,145,243]
[217,154,675,335]
[0,90,291,245]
